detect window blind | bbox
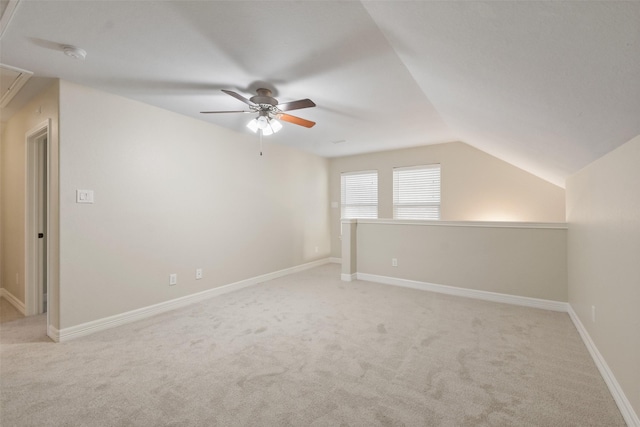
[393,165,441,220]
[341,171,378,219]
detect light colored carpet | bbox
[0,264,624,426]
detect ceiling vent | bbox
[0,63,33,108]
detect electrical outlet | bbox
[195,268,203,280]
[392,258,398,267]
[591,305,596,323]
[314,246,319,253]
[169,274,177,286]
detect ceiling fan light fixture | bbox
[246,118,259,133]
[256,115,269,130]
[270,119,283,133]
[246,116,282,136]
[204,88,316,132]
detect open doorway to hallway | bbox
[25,121,50,322]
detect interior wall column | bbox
[341,219,357,281]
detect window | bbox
[341,171,378,219]
[393,164,441,220]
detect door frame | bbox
[25,119,51,321]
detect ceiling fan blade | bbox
[277,98,316,112]
[278,113,316,128]
[221,89,255,106]
[200,110,253,114]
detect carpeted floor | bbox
[0,264,625,426]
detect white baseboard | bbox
[57,258,332,342]
[568,306,640,427]
[48,325,60,343]
[356,273,569,312]
[341,273,356,282]
[0,288,26,314]
[329,257,342,264]
[353,272,637,425]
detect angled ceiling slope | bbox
[1,1,639,187]
[364,1,640,186]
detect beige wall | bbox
[58,81,330,329]
[566,134,640,418]
[355,220,567,302]
[1,81,60,327]
[329,142,565,257]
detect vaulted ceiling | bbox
[1,1,639,187]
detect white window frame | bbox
[341,170,378,220]
[393,164,441,220]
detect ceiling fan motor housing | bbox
[250,88,278,106]
[201,87,316,129]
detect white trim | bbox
[40,262,640,425]
[0,63,32,108]
[0,0,21,40]
[393,164,440,172]
[353,272,638,424]
[24,120,51,322]
[356,273,569,312]
[0,288,25,314]
[568,305,640,427]
[47,325,60,343]
[341,273,356,282]
[340,218,358,224]
[329,257,342,264]
[354,219,567,230]
[56,258,332,342]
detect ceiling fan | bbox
[201,88,316,135]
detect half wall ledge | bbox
[339,218,568,303]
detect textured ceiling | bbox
[1,1,639,187]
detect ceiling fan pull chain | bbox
[259,129,263,156]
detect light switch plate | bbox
[76,189,94,204]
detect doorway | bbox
[25,121,50,319]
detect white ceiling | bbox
[1,1,639,187]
